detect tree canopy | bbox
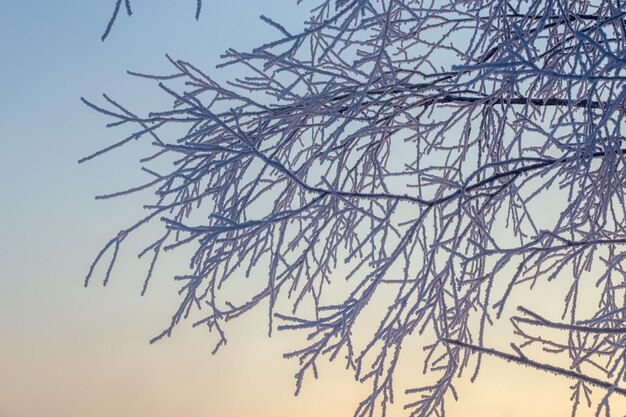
[85,1,626,416]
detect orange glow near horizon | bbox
[2,273,625,417]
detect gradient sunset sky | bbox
[1,1,625,417]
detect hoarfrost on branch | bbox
[86,1,626,415]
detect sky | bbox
[1,1,625,417]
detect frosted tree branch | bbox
[85,1,626,416]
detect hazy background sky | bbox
[1,1,624,417]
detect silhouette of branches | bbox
[101,0,202,40]
[86,1,626,415]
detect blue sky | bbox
[0,3,347,417]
